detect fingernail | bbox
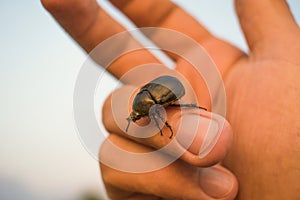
[198,116,222,158]
[175,111,223,158]
[199,167,233,198]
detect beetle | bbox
[126,75,206,138]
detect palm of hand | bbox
[224,57,300,199]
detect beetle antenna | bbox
[125,117,131,132]
[170,103,207,111]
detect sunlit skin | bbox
[42,0,300,199]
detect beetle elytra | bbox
[126,75,206,138]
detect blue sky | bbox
[0,0,299,200]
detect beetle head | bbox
[125,89,155,133]
[129,111,141,122]
[125,111,141,133]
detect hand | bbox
[99,84,237,199]
[42,0,300,199]
[222,2,300,199]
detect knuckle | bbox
[101,93,112,130]
[99,162,114,185]
[41,0,63,12]
[41,0,84,13]
[98,136,118,184]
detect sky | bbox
[0,0,299,200]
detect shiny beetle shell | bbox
[126,75,205,138]
[132,75,185,117]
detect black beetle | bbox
[126,75,206,138]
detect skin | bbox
[41,0,300,199]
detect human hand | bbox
[42,0,300,199]
[221,1,300,199]
[99,82,237,199]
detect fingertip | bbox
[199,165,238,199]
[173,109,233,167]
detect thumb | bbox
[100,134,238,200]
[103,85,233,167]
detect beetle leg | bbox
[150,113,163,136]
[154,106,165,122]
[164,121,173,139]
[125,117,131,133]
[154,107,174,139]
[170,103,207,111]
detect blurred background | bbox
[0,0,299,199]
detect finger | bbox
[41,0,106,51]
[102,85,233,167]
[41,0,167,82]
[235,0,300,54]
[110,0,245,74]
[100,134,238,200]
